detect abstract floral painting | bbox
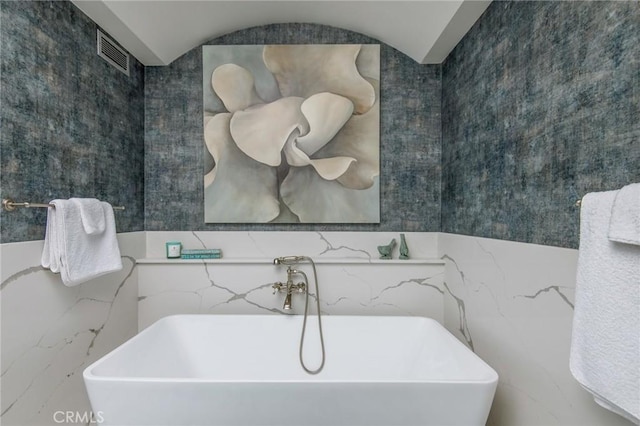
[203,44,380,223]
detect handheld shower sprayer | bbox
[273,256,305,265]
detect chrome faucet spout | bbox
[283,293,292,310]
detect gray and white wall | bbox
[1,2,145,425]
[1,1,638,425]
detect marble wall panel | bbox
[138,232,443,330]
[438,233,634,426]
[138,261,444,330]
[0,232,145,426]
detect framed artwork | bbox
[203,44,380,223]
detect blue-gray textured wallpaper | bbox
[4,1,637,249]
[145,24,442,233]
[0,0,145,243]
[442,1,640,248]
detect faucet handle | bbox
[272,282,285,294]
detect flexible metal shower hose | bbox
[296,257,325,374]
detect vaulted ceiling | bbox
[71,0,491,66]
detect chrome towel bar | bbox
[2,198,125,212]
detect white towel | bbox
[41,199,122,287]
[71,198,106,235]
[609,183,640,246]
[570,190,640,424]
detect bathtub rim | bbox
[83,314,499,385]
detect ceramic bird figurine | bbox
[399,233,410,260]
[377,238,396,259]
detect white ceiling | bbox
[71,0,491,66]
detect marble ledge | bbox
[136,258,444,265]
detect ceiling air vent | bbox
[97,29,129,76]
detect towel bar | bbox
[2,198,125,212]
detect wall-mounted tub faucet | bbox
[272,266,306,310]
[273,256,325,375]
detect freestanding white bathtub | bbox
[84,315,497,425]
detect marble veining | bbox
[438,233,632,426]
[85,256,137,353]
[516,285,575,309]
[138,259,445,328]
[316,232,373,259]
[0,265,44,291]
[1,234,144,426]
[1,256,136,422]
[440,255,474,351]
[138,231,444,329]
[443,282,474,351]
[201,263,282,314]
